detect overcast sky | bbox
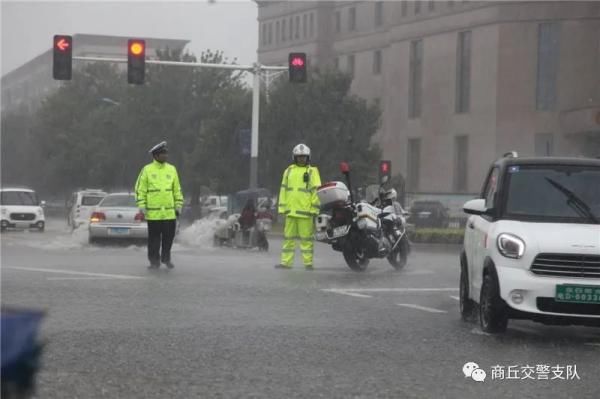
[1,0,258,76]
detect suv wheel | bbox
[479,272,508,333]
[459,257,475,322]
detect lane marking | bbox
[322,288,458,293]
[450,296,460,301]
[509,326,544,337]
[584,342,600,347]
[47,277,116,281]
[397,303,448,313]
[323,289,372,298]
[4,266,146,280]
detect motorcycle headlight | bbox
[497,233,526,259]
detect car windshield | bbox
[504,165,600,223]
[81,195,105,206]
[0,191,39,206]
[99,195,136,208]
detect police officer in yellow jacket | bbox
[135,141,184,269]
[275,144,321,270]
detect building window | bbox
[334,57,339,70]
[309,13,314,37]
[295,16,300,39]
[335,11,341,33]
[349,7,356,31]
[289,17,293,41]
[456,31,471,113]
[401,0,408,17]
[415,1,421,15]
[534,133,554,156]
[375,2,383,26]
[268,23,273,45]
[282,19,286,41]
[409,39,423,119]
[448,0,455,7]
[348,54,355,77]
[407,138,421,191]
[276,21,280,44]
[536,22,560,111]
[262,24,267,46]
[454,135,469,192]
[429,0,435,11]
[373,50,382,74]
[303,14,307,38]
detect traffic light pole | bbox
[72,56,287,189]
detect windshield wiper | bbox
[545,177,599,224]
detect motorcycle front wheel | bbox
[387,235,409,270]
[342,245,369,272]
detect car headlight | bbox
[497,233,526,259]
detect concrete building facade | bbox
[257,1,600,194]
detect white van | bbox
[67,189,107,228]
[0,187,46,232]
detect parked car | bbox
[460,152,600,333]
[66,189,107,228]
[88,193,147,244]
[0,188,45,232]
[407,200,450,228]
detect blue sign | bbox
[238,128,251,156]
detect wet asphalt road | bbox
[1,219,599,398]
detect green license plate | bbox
[555,285,600,304]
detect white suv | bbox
[0,188,46,232]
[460,153,600,333]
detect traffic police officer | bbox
[275,144,321,270]
[135,141,184,269]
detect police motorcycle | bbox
[314,162,410,272]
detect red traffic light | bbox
[340,162,351,174]
[380,162,389,173]
[53,35,72,80]
[54,36,71,52]
[288,52,307,83]
[290,56,305,68]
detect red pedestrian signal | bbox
[379,160,392,184]
[127,39,146,85]
[53,35,72,80]
[288,53,307,83]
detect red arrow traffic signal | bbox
[56,38,70,51]
[53,35,72,80]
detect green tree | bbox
[259,69,382,192]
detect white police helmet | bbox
[382,188,397,201]
[292,143,311,160]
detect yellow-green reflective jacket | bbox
[135,160,184,220]
[278,164,322,218]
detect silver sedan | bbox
[88,193,147,244]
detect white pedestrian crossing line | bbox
[322,289,372,298]
[449,296,460,301]
[4,266,146,280]
[397,303,448,313]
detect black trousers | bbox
[147,220,176,263]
